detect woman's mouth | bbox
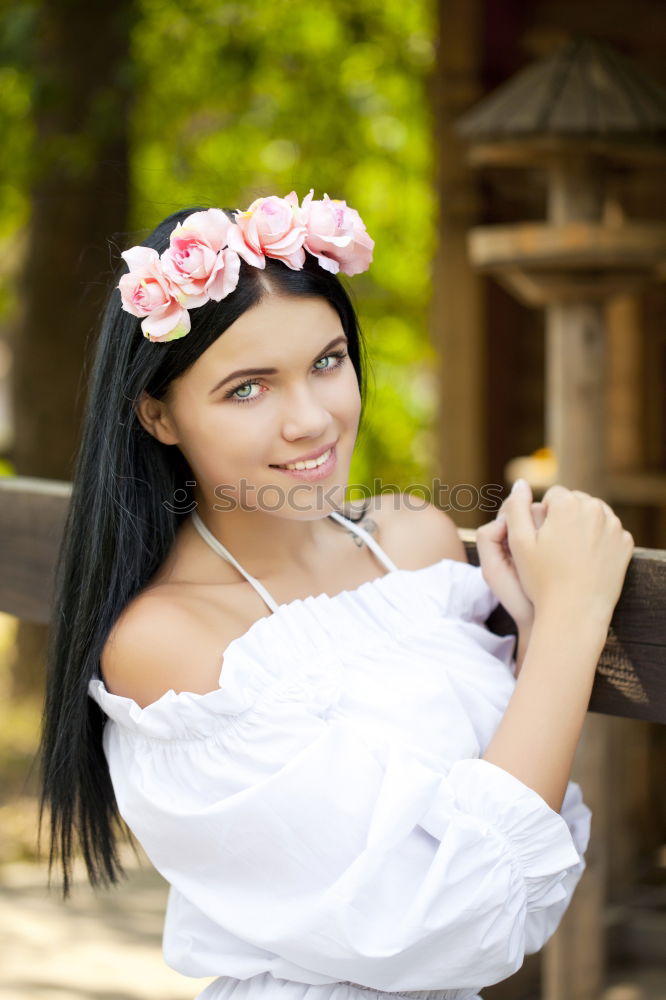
[270,444,337,481]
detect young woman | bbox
[39,191,634,1000]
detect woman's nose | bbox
[280,384,333,441]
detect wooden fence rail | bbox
[1,476,664,724]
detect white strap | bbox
[328,509,399,572]
[190,509,399,615]
[190,511,281,614]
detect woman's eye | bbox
[227,381,262,403]
[314,351,347,370]
[225,351,347,405]
[237,384,258,399]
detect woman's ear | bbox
[134,391,180,446]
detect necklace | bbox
[350,516,378,547]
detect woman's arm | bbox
[482,481,632,813]
[483,601,608,812]
[514,621,532,679]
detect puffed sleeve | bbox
[97,688,588,994]
[522,779,591,956]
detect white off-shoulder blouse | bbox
[88,509,591,1000]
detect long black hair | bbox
[39,206,371,895]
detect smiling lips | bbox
[270,444,338,480]
[275,447,333,471]
[271,441,337,470]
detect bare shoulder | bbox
[344,492,468,569]
[100,585,245,708]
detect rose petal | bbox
[175,208,232,253]
[141,299,191,340]
[121,246,160,272]
[306,251,340,274]
[206,248,241,300]
[227,224,266,268]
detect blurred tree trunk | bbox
[9,0,135,699]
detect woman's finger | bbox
[531,501,545,529]
[500,479,537,540]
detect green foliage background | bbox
[0,0,439,489]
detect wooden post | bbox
[430,0,485,530]
[455,38,666,995]
[543,159,610,1000]
[605,293,655,917]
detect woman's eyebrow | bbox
[209,335,348,395]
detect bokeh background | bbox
[1,1,665,999]
[0,0,439,490]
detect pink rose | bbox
[300,190,374,276]
[161,209,240,304]
[118,246,190,343]
[227,192,307,270]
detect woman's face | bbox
[146,294,362,520]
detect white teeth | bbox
[280,448,332,471]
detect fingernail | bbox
[496,512,506,523]
[511,478,528,494]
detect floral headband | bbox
[118,189,374,342]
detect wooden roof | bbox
[455,38,666,142]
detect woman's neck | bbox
[189,499,344,579]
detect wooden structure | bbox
[453,36,666,1000]
[457,37,666,509]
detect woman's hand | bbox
[476,482,544,631]
[496,480,634,626]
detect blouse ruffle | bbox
[89,559,506,741]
